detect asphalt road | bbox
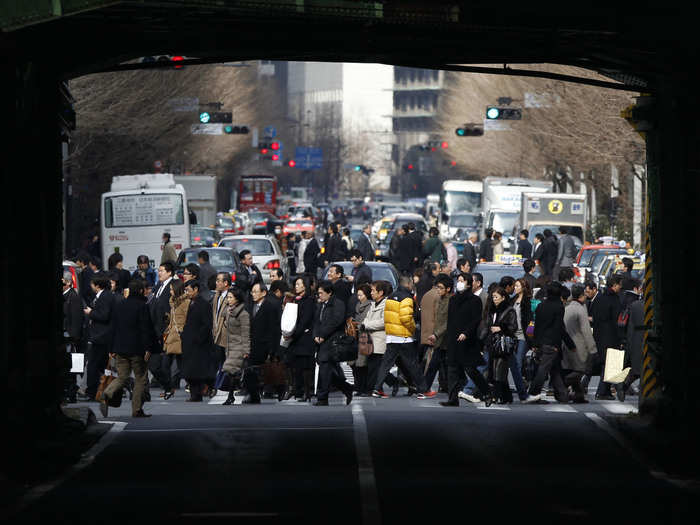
[12,384,695,524]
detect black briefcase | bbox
[329,335,358,363]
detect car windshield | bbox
[181,250,234,267]
[192,228,216,237]
[491,212,519,236]
[478,265,524,290]
[591,254,613,274]
[450,214,479,228]
[220,238,274,255]
[217,217,234,227]
[579,248,625,267]
[322,263,397,289]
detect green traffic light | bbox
[224,125,233,133]
[456,128,466,136]
[354,165,362,171]
[199,112,211,123]
[486,107,500,119]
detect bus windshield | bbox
[443,191,481,214]
[104,193,184,227]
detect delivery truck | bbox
[520,192,587,246]
[174,175,217,227]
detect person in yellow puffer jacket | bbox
[371,275,437,400]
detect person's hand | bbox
[144,351,151,362]
[457,333,466,342]
[283,335,292,341]
[83,307,92,315]
[109,353,116,359]
[490,326,501,333]
[346,275,354,282]
[243,353,249,359]
[427,334,436,345]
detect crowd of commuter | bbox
[62,222,643,417]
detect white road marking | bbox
[602,402,638,414]
[352,404,382,525]
[544,405,577,413]
[124,426,352,432]
[8,421,127,517]
[476,405,511,410]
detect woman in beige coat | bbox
[161,279,189,400]
[222,287,251,405]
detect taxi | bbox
[283,217,315,237]
[574,244,632,283]
[596,254,644,289]
[476,257,528,289]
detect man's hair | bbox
[622,277,641,291]
[239,249,251,260]
[184,263,200,278]
[128,279,146,297]
[458,272,474,287]
[435,273,453,291]
[399,275,413,289]
[137,255,150,265]
[534,233,544,242]
[429,227,439,237]
[318,280,334,295]
[107,252,123,269]
[558,267,575,282]
[608,274,624,287]
[546,281,563,299]
[163,232,171,241]
[349,249,363,260]
[363,224,371,231]
[584,280,597,290]
[198,250,209,262]
[468,231,478,240]
[457,258,470,271]
[371,280,393,297]
[558,226,568,234]
[571,284,586,301]
[89,257,101,268]
[330,264,344,276]
[472,272,483,287]
[622,257,634,270]
[270,280,290,296]
[76,251,91,265]
[499,276,515,288]
[401,224,410,234]
[561,285,571,301]
[520,229,529,238]
[271,268,284,279]
[91,274,110,290]
[543,229,553,238]
[523,259,536,273]
[408,222,416,230]
[484,228,494,238]
[217,272,232,287]
[159,261,175,275]
[185,280,200,291]
[252,281,268,294]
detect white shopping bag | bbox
[603,347,631,384]
[280,302,298,336]
[70,353,85,373]
[280,335,291,348]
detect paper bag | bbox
[603,347,631,384]
[70,353,85,373]
[280,302,298,336]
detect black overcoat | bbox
[590,289,621,353]
[110,295,155,356]
[313,296,346,363]
[288,294,316,357]
[87,289,115,345]
[250,297,281,364]
[181,294,214,381]
[446,291,484,367]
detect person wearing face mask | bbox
[484,287,518,404]
[441,272,493,407]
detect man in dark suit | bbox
[479,228,494,262]
[541,229,558,279]
[245,282,281,403]
[148,261,175,390]
[197,250,218,290]
[75,252,96,305]
[588,275,623,399]
[463,232,478,270]
[522,259,538,292]
[303,230,320,277]
[63,271,84,403]
[407,222,423,270]
[239,249,264,288]
[327,264,352,316]
[516,229,533,259]
[80,274,115,401]
[356,224,375,262]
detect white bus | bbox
[439,179,484,238]
[101,173,190,271]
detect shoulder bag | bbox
[329,334,359,363]
[357,330,374,356]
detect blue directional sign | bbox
[294,147,323,170]
[263,126,276,138]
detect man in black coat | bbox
[100,280,155,417]
[327,264,353,316]
[440,273,491,406]
[479,228,494,262]
[76,252,96,305]
[313,282,354,406]
[516,229,533,259]
[540,229,558,279]
[239,249,264,289]
[148,262,175,390]
[589,274,623,399]
[523,282,576,404]
[395,224,415,275]
[356,224,375,262]
[63,271,84,403]
[197,250,218,290]
[348,249,373,290]
[181,280,215,401]
[81,274,115,401]
[302,231,321,277]
[463,232,478,270]
[407,222,423,270]
[245,282,282,403]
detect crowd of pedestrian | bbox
[62,223,643,417]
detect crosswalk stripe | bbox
[602,402,638,414]
[544,405,577,413]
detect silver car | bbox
[218,234,288,284]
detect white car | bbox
[218,234,288,284]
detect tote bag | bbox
[281,302,298,337]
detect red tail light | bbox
[231,273,236,282]
[256,221,267,227]
[194,236,201,241]
[264,260,281,269]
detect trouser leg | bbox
[161,353,173,391]
[447,365,466,403]
[86,343,109,398]
[188,379,203,401]
[355,366,368,394]
[316,362,334,401]
[293,366,304,397]
[373,344,400,391]
[463,350,488,395]
[595,346,612,396]
[244,366,261,402]
[528,345,558,396]
[302,368,314,399]
[424,347,442,391]
[465,365,491,398]
[396,343,428,392]
[509,340,529,400]
[438,350,449,391]
[548,356,568,402]
[330,362,352,394]
[103,354,130,401]
[130,356,148,413]
[366,353,383,391]
[148,352,165,388]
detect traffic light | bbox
[223,125,249,134]
[353,164,374,176]
[485,106,522,120]
[199,111,232,124]
[455,123,484,136]
[271,142,280,150]
[288,160,296,167]
[271,154,279,161]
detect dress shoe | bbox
[222,392,236,405]
[391,382,399,397]
[595,394,615,401]
[242,397,261,404]
[132,409,151,418]
[313,399,329,406]
[404,387,417,397]
[616,388,626,402]
[440,400,459,407]
[344,389,353,405]
[99,399,109,417]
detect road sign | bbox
[294,147,323,170]
[263,126,276,138]
[191,123,223,135]
[168,97,199,112]
[483,119,512,131]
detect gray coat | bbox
[556,233,576,268]
[562,300,597,372]
[223,302,250,376]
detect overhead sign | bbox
[168,97,199,112]
[191,123,223,135]
[548,199,564,214]
[294,147,323,170]
[483,119,512,131]
[263,126,276,138]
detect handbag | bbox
[329,334,359,363]
[493,334,517,358]
[525,321,535,339]
[357,330,374,356]
[262,358,287,386]
[215,367,236,392]
[281,302,298,337]
[345,318,358,339]
[95,359,123,406]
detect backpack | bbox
[617,305,631,329]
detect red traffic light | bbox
[407,164,414,170]
[451,161,457,166]
[260,148,268,154]
[288,160,296,167]
[441,141,449,149]
[271,142,280,150]
[171,55,184,69]
[271,154,279,161]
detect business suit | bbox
[85,289,115,399]
[212,290,229,362]
[463,241,477,270]
[246,297,281,402]
[303,237,320,276]
[356,232,374,261]
[63,288,84,401]
[148,278,172,389]
[314,296,353,403]
[479,237,494,262]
